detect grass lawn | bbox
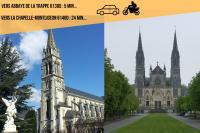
[112,113,200,133]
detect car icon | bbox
[97,5,120,15]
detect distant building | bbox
[38,30,104,133]
[135,31,181,112]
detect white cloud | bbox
[28,87,41,108]
[18,31,48,69]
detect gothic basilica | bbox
[38,30,104,133]
[135,31,182,112]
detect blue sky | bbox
[4,24,104,109]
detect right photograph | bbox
[104,13,200,133]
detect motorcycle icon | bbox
[123,1,140,15]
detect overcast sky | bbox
[105,12,200,86]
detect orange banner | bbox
[0,0,200,34]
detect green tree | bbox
[18,110,37,133]
[188,71,200,118]
[104,49,116,118]
[0,37,33,131]
[175,96,190,113]
[104,49,139,119]
[121,85,139,114]
[181,84,188,96]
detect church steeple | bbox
[138,32,143,51]
[171,30,181,91]
[47,29,56,49]
[40,29,65,132]
[172,31,179,54]
[135,31,145,93]
[171,30,180,67]
[43,29,60,59]
[136,31,144,66]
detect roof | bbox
[152,65,165,74]
[65,86,104,102]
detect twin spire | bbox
[136,30,179,75]
[137,30,179,55]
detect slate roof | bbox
[152,65,165,74]
[65,86,104,102]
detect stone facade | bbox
[135,31,181,112]
[38,30,104,133]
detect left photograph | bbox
[0,24,104,133]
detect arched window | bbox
[57,64,60,75]
[46,80,51,90]
[49,62,52,74]
[49,48,51,54]
[167,101,170,107]
[54,61,57,74]
[46,81,49,90]
[45,63,48,75]
[95,106,99,117]
[146,95,150,107]
[46,98,51,120]
[49,80,51,89]
[167,96,170,107]
[56,109,59,119]
[84,104,87,112]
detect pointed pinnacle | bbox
[173,30,178,51]
[47,29,56,48]
[138,31,143,51]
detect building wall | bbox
[55,93,104,132]
[136,87,181,112]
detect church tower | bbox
[40,30,65,133]
[135,32,145,97]
[171,31,181,96]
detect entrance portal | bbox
[155,101,161,109]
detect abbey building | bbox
[38,30,104,133]
[135,31,181,112]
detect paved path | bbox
[168,113,200,130]
[104,114,147,133]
